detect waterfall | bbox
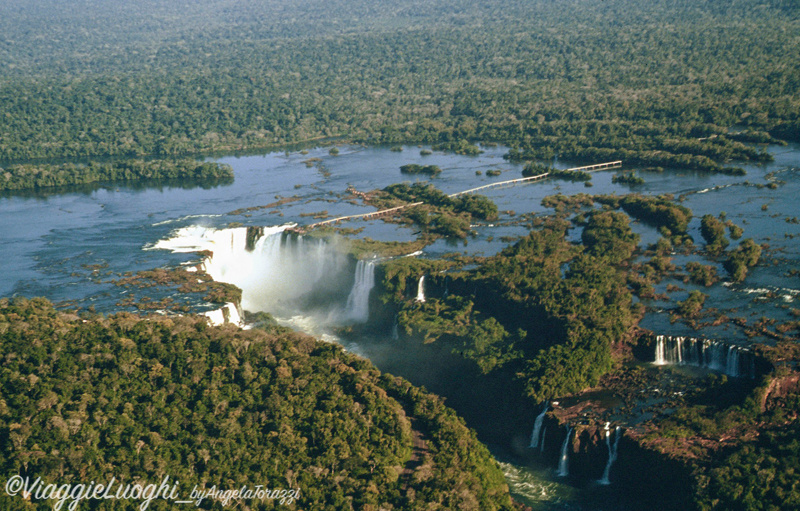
[653,335,754,378]
[557,427,572,477]
[203,302,243,327]
[151,224,359,330]
[598,426,621,485]
[343,259,375,322]
[540,426,547,453]
[654,335,666,365]
[415,275,426,302]
[726,345,739,376]
[529,404,548,449]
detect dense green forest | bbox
[1,0,799,508]
[0,297,514,510]
[381,208,643,402]
[631,354,800,510]
[0,159,232,191]
[376,187,769,403]
[0,0,798,182]
[698,421,800,510]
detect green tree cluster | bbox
[382,183,497,220]
[611,172,645,185]
[0,0,796,185]
[400,164,442,176]
[376,182,498,238]
[724,239,762,282]
[0,297,514,510]
[385,212,642,402]
[700,215,730,255]
[597,194,693,235]
[0,159,233,192]
[685,262,719,287]
[677,290,708,319]
[548,169,592,182]
[697,422,800,510]
[520,162,552,178]
[581,211,640,264]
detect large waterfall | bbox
[204,302,243,327]
[152,225,373,331]
[557,427,572,477]
[415,275,426,303]
[598,426,621,485]
[529,404,548,449]
[343,260,375,322]
[653,335,755,378]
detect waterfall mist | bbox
[153,225,376,334]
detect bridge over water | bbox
[298,160,622,232]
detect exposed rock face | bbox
[536,415,604,478]
[537,418,616,482]
[760,372,800,412]
[536,413,694,510]
[245,225,264,252]
[570,426,610,481]
[613,437,696,510]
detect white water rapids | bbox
[150,224,376,337]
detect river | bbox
[1,143,798,509]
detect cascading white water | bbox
[653,335,754,378]
[498,461,562,505]
[557,427,572,477]
[598,426,621,485]
[540,426,547,453]
[415,275,426,302]
[151,225,372,333]
[726,345,739,376]
[654,335,666,365]
[343,259,375,322]
[204,302,243,327]
[529,404,548,449]
[243,230,352,316]
[153,224,334,310]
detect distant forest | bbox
[0,0,798,180]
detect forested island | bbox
[1,0,799,509]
